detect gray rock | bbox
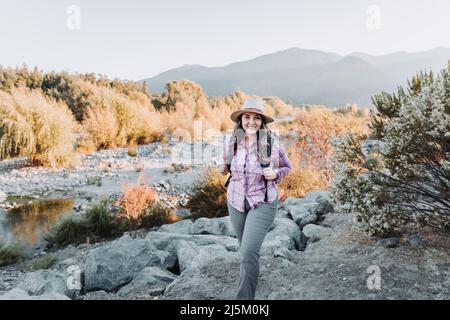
[176,240,230,273]
[84,234,174,291]
[264,218,307,252]
[190,216,235,237]
[275,207,290,219]
[16,270,75,298]
[146,231,239,253]
[287,206,311,226]
[175,208,192,218]
[298,214,318,229]
[408,235,426,247]
[117,267,176,297]
[158,219,193,234]
[377,237,400,248]
[320,213,350,228]
[309,200,334,217]
[302,224,332,243]
[0,288,70,300]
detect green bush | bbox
[0,242,26,266]
[45,216,92,246]
[140,203,174,229]
[330,64,450,237]
[85,202,123,238]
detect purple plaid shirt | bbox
[222,134,292,212]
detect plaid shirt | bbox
[222,134,292,212]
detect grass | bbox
[32,254,57,270]
[45,216,92,247]
[0,242,26,266]
[84,201,122,238]
[46,202,123,247]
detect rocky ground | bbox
[1,189,449,300]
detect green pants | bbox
[227,197,278,300]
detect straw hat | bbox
[230,98,274,123]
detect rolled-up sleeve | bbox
[273,143,292,183]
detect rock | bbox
[0,288,30,300]
[287,206,311,227]
[309,200,334,217]
[302,224,332,243]
[80,290,117,300]
[377,237,401,248]
[0,288,71,300]
[298,214,318,229]
[176,240,230,273]
[408,235,426,247]
[16,270,76,298]
[190,216,236,237]
[84,234,175,291]
[146,231,239,253]
[175,208,192,218]
[263,218,307,256]
[117,267,177,297]
[320,213,350,228]
[158,219,193,234]
[275,207,290,219]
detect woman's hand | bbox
[262,167,277,181]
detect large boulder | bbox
[176,240,231,273]
[158,219,193,234]
[0,190,6,203]
[262,218,307,258]
[302,224,333,243]
[15,270,76,298]
[190,216,236,237]
[146,231,239,254]
[84,234,175,292]
[117,267,177,297]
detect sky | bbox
[0,0,449,81]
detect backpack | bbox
[224,132,272,202]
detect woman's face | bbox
[241,112,262,135]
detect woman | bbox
[222,97,292,300]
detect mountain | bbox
[142,47,450,106]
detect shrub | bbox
[140,203,176,229]
[117,177,158,227]
[329,65,450,237]
[45,216,91,246]
[187,166,228,219]
[0,242,25,266]
[85,202,122,238]
[0,89,77,167]
[32,254,57,270]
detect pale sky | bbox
[0,0,449,81]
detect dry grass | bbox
[0,89,77,167]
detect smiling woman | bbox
[222,97,292,300]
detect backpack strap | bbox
[224,135,237,188]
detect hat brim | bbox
[230,110,274,123]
